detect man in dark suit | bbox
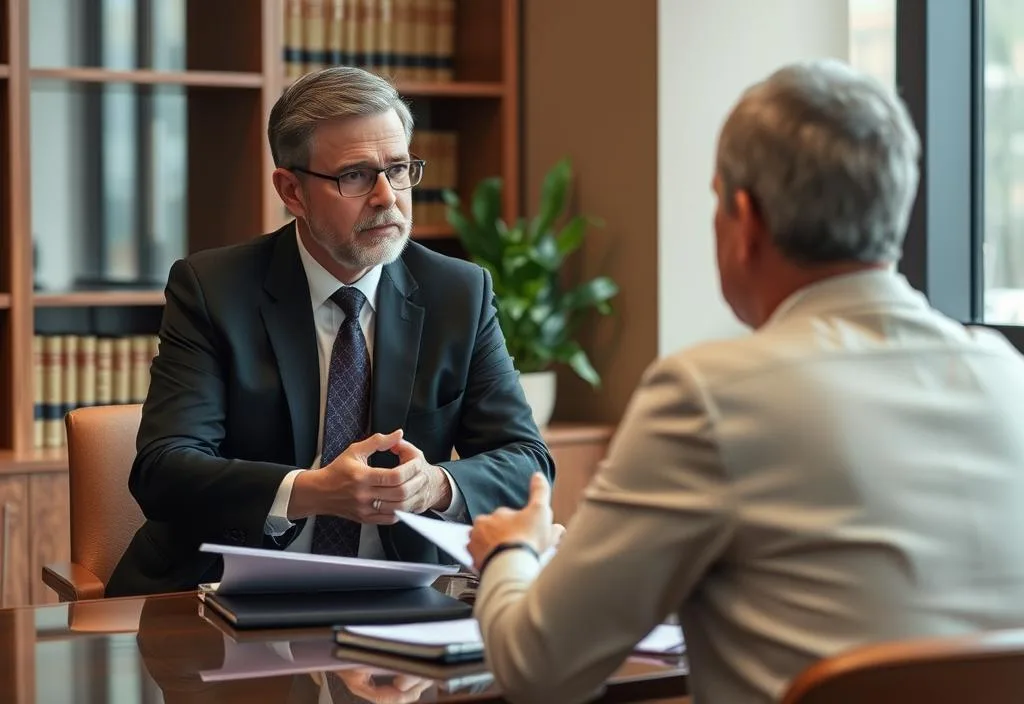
[106,66,553,597]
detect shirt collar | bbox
[294,226,382,312]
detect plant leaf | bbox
[564,277,619,310]
[530,158,571,241]
[555,215,589,257]
[472,178,503,231]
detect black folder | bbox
[200,587,472,630]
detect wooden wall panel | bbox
[523,0,659,425]
[0,476,30,607]
[29,473,69,604]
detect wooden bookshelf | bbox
[33,291,165,308]
[29,68,265,89]
[0,0,523,605]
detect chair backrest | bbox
[781,629,1024,704]
[64,404,144,588]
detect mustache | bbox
[355,210,406,232]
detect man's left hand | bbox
[468,473,562,571]
[369,437,452,516]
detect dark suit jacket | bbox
[106,223,554,597]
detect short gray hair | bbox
[716,58,920,264]
[268,66,414,169]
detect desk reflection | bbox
[0,593,687,703]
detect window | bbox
[982,0,1024,324]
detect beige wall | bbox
[524,0,851,425]
[523,0,659,424]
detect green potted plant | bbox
[442,158,618,427]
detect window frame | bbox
[896,0,1024,348]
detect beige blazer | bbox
[475,270,1024,704]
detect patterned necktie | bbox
[311,286,370,557]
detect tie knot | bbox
[330,286,367,320]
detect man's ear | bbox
[732,188,766,265]
[272,168,307,219]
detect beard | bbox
[307,207,412,272]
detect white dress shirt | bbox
[263,229,465,558]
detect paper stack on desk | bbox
[199,543,460,595]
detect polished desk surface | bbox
[0,589,689,703]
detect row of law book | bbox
[34,334,159,449]
[410,130,458,226]
[284,0,456,82]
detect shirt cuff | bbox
[434,468,468,522]
[264,468,304,537]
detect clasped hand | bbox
[289,429,451,524]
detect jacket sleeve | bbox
[128,258,297,548]
[438,267,556,519]
[473,356,735,704]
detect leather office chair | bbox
[780,628,1024,704]
[41,404,144,601]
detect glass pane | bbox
[29,0,185,70]
[848,0,896,87]
[30,80,187,292]
[983,0,1024,324]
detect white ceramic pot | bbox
[519,370,557,428]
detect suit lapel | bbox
[370,258,424,436]
[260,225,320,467]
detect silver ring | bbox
[372,498,382,512]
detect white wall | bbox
[657,0,851,357]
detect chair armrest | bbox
[42,562,105,602]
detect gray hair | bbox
[268,66,414,169]
[716,58,920,264]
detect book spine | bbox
[358,0,378,71]
[78,335,97,410]
[392,0,415,82]
[376,0,395,76]
[32,335,43,449]
[434,0,454,82]
[344,0,360,68]
[284,0,306,80]
[412,0,433,82]
[130,335,151,404]
[304,0,329,72]
[61,335,79,420]
[112,336,132,405]
[43,336,64,449]
[95,337,114,406]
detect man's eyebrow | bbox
[334,156,412,172]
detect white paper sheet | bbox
[200,543,459,595]
[634,624,685,654]
[395,511,556,572]
[345,617,482,646]
[343,617,685,655]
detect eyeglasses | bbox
[290,159,426,198]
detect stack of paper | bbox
[199,543,459,595]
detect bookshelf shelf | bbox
[0,294,10,309]
[29,67,264,88]
[0,450,69,476]
[33,291,166,308]
[395,81,505,98]
[0,65,8,78]
[282,79,506,99]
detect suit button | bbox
[225,528,246,545]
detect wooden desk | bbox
[0,590,688,703]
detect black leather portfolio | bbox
[200,587,472,630]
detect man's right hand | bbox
[287,430,429,524]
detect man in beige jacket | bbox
[467,58,1024,704]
